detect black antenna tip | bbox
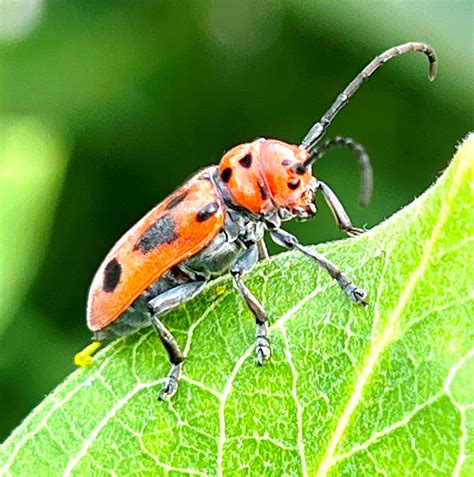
[420,43,437,81]
[429,61,437,81]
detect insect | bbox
[76,42,437,400]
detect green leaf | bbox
[1,135,473,476]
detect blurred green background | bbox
[0,0,472,441]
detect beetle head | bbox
[217,139,316,220]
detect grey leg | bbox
[257,237,269,260]
[149,316,183,401]
[230,245,271,365]
[317,180,365,237]
[148,280,206,400]
[269,228,367,305]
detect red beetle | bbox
[76,43,436,400]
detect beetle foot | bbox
[344,283,368,306]
[346,226,365,237]
[255,323,271,366]
[158,363,181,401]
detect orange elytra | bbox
[87,168,224,332]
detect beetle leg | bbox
[317,180,365,236]
[149,316,183,400]
[148,280,206,400]
[269,228,367,305]
[148,281,206,315]
[257,237,269,260]
[233,273,271,366]
[230,245,271,365]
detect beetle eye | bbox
[292,163,307,175]
[287,179,300,190]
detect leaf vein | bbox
[315,154,470,476]
[62,379,166,476]
[2,347,125,473]
[281,323,307,477]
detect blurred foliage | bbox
[0,0,472,442]
[0,117,68,333]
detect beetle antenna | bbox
[300,136,373,206]
[300,42,437,154]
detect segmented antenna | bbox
[300,42,437,154]
[308,136,373,206]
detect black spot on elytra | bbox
[258,180,269,200]
[238,153,252,168]
[281,159,292,166]
[221,167,232,183]
[135,214,178,253]
[103,258,122,293]
[287,179,300,190]
[196,202,219,222]
[165,190,188,210]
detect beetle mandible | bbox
[76,42,437,400]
